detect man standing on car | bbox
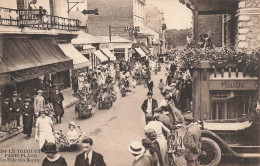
[183,114,202,166]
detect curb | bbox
[0,128,23,142]
[64,99,78,109]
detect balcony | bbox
[0,7,81,33]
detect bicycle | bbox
[167,124,183,166]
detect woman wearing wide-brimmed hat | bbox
[42,142,67,166]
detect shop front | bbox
[0,34,73,128]
[191,62,258,121]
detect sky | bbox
[146,0,193,30]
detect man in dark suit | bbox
[75,138,106,166]
[141,92,158,123]
[22,98,35,140]
[147,78,154,93]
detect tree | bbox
[166,28,193,49]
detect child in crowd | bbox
[67,121,78,144]
[158,79,165,93]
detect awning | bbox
[2,36,73,82]
[140,44,151,55]
[58,43,90,70]
[83,45,96,50]
[71,31,104,44]
[94,50,108,62]
[135,48,147,57]
[101,48,116,61]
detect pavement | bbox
[0,88,78,143]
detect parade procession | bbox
[1,0,260,166]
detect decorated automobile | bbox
[198,110,260,166]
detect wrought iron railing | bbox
[0,7,80,31]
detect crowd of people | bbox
[1,86,64,137]
[128,57,202,166]
[1,53,202,166]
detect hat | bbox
[165,86,171,90]
[153,107,162,113]
[13,90,18,94]
[54,86,60,90]
[165,94,171,100]
[142,138,152,149]
[147,92,153,96]
[69,121,76,127]
[39,110,46,115]
[145,129,157,140]
[37,90,43,93]
[184,114,194,121]
[170,83,176,87]
[145,113,154,121]
[43,142,57,153]
[24,98,31,102]
[4,98,9,102]
[128,141,145,155]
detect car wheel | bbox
[198,137,221,166]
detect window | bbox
[114,48,125,61]
[210,91,257,120]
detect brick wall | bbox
[198,14,222,47]
[88,0,134,38]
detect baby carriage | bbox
[54,126,87,151]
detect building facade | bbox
[180,0,260,121]
[0,0,83,129]
[144,3,166,56]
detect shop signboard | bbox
[209,80,258,90]
[0,73,11,86]
[17,9,43,26]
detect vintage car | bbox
[198,111,260,166]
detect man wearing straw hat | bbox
[34,89,45,117]
[128,141,152,166]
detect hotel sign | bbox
[0,73,11,85]
[209,80,258,90]
[18,9,42,25]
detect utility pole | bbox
[109,25,111,42]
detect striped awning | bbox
[101,48,116,61]
[94,50,108,62]
[58,43,90,69]
[135,48,147,57]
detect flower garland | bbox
[168,48,260,77]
